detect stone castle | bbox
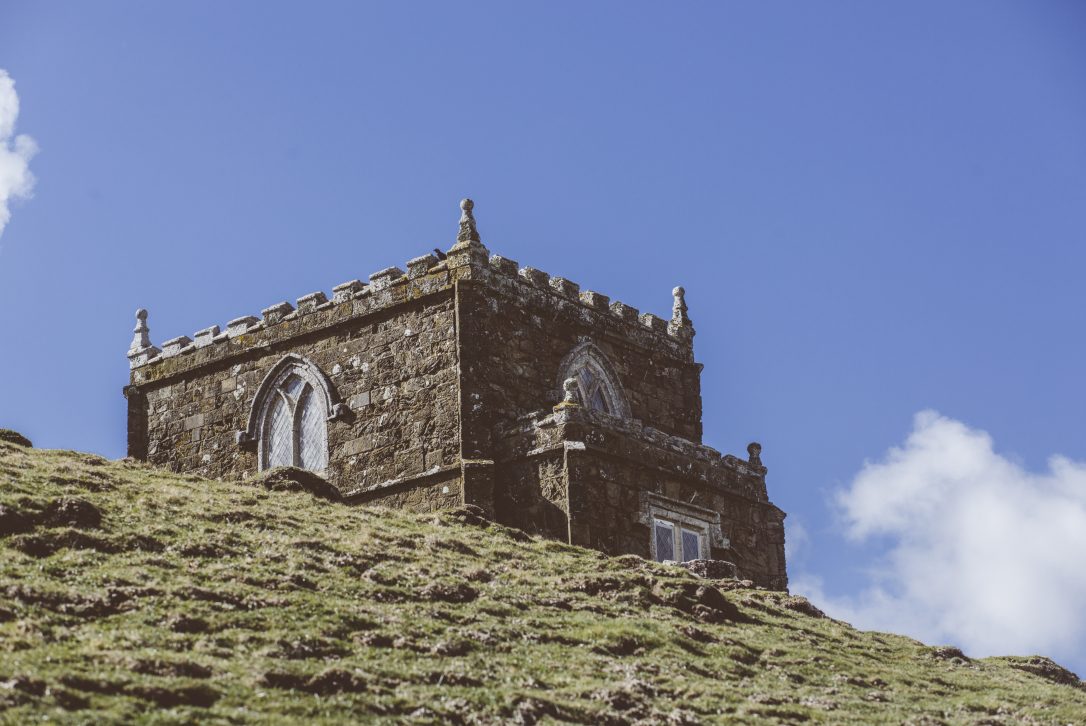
[124,200,788,590]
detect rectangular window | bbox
[654,519,674,563]
[681,528,701,562]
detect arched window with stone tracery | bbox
[245,355,339,473]
[557,342,630,418]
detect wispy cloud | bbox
[793,411,1086,668]
[0,69,38,239]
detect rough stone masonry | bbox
[124,199,788,589]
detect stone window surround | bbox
[261,372,328,472]
[238,354,348,467]
[555,340,631,419]
[639,491,729,562]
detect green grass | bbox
[1,440,1083,724]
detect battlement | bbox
[501,404,771,502]
[127,200,695,375]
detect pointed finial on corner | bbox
[128,308,161,367]
[447,197,488,263]
[457,198,480,244]
[671,287,688,324]
[668,286,694,343]
[129,308,151,354]
[562,377,581,405]
[554,376,583,413]
[747,442,764,469]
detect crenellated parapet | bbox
[498,404,770,502]
[128,199,697,376]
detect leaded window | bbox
[258,371,329,473]
[653,518,705,563]
[558,342,629,418]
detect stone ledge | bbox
[340,462,460,501]
[499,407,772,503]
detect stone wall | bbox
[495,406,788,590]
[462,257,703,447]
[126,259,463,498]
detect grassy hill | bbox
[1,437,1083,724]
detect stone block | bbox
[406,254,438,279]
[518,266,549,288]
[369,267,405,291]
[579,290,610,310]
[226,316,259,338]
[610,301,639,322]
[489,255,519,276]
[639,313,668,333]
[261,301,294,324]
[193,326,220,348]
[548,276,580,299]
[296,291,328,314]
[161,336,192,358]
[332,280,364,303]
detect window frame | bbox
[640,492,728,564]
[245,355,338,475]
[260,375,328,472]
[652,517,707,563]
[556,341,631,419]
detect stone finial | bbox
[447,198,489,265]
[668,286,694,342]
[747,442,763,468]
[563,378,581,405]
[127,309,161,367]
[129,309,151,355]
[672,286,690,326]
[457,198,480,245]
[554,377,582,412]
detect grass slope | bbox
[1,440,1084,724]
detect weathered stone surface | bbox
[125,200,788,589]
[250,467,341,501]
[0,429,32,447]
[681,558,738,580]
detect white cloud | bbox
[793,410,1086,667]
[0,69,38,238]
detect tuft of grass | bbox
[1,440,1084,724]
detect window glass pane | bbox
[265,396,293,469]
[681,529,701,562]
[282,374,304,400]
[298,388,327,472]
[577,367,596,392]
[654,520,674,562]
[588,388,610,413]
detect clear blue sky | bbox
[2,2,1085,671]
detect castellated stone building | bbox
[124,200,788,590]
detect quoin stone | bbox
[123,199,788,589]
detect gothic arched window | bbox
[244,355,340,473]
[557,342,630,418]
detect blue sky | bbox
[2,2,1085,672]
